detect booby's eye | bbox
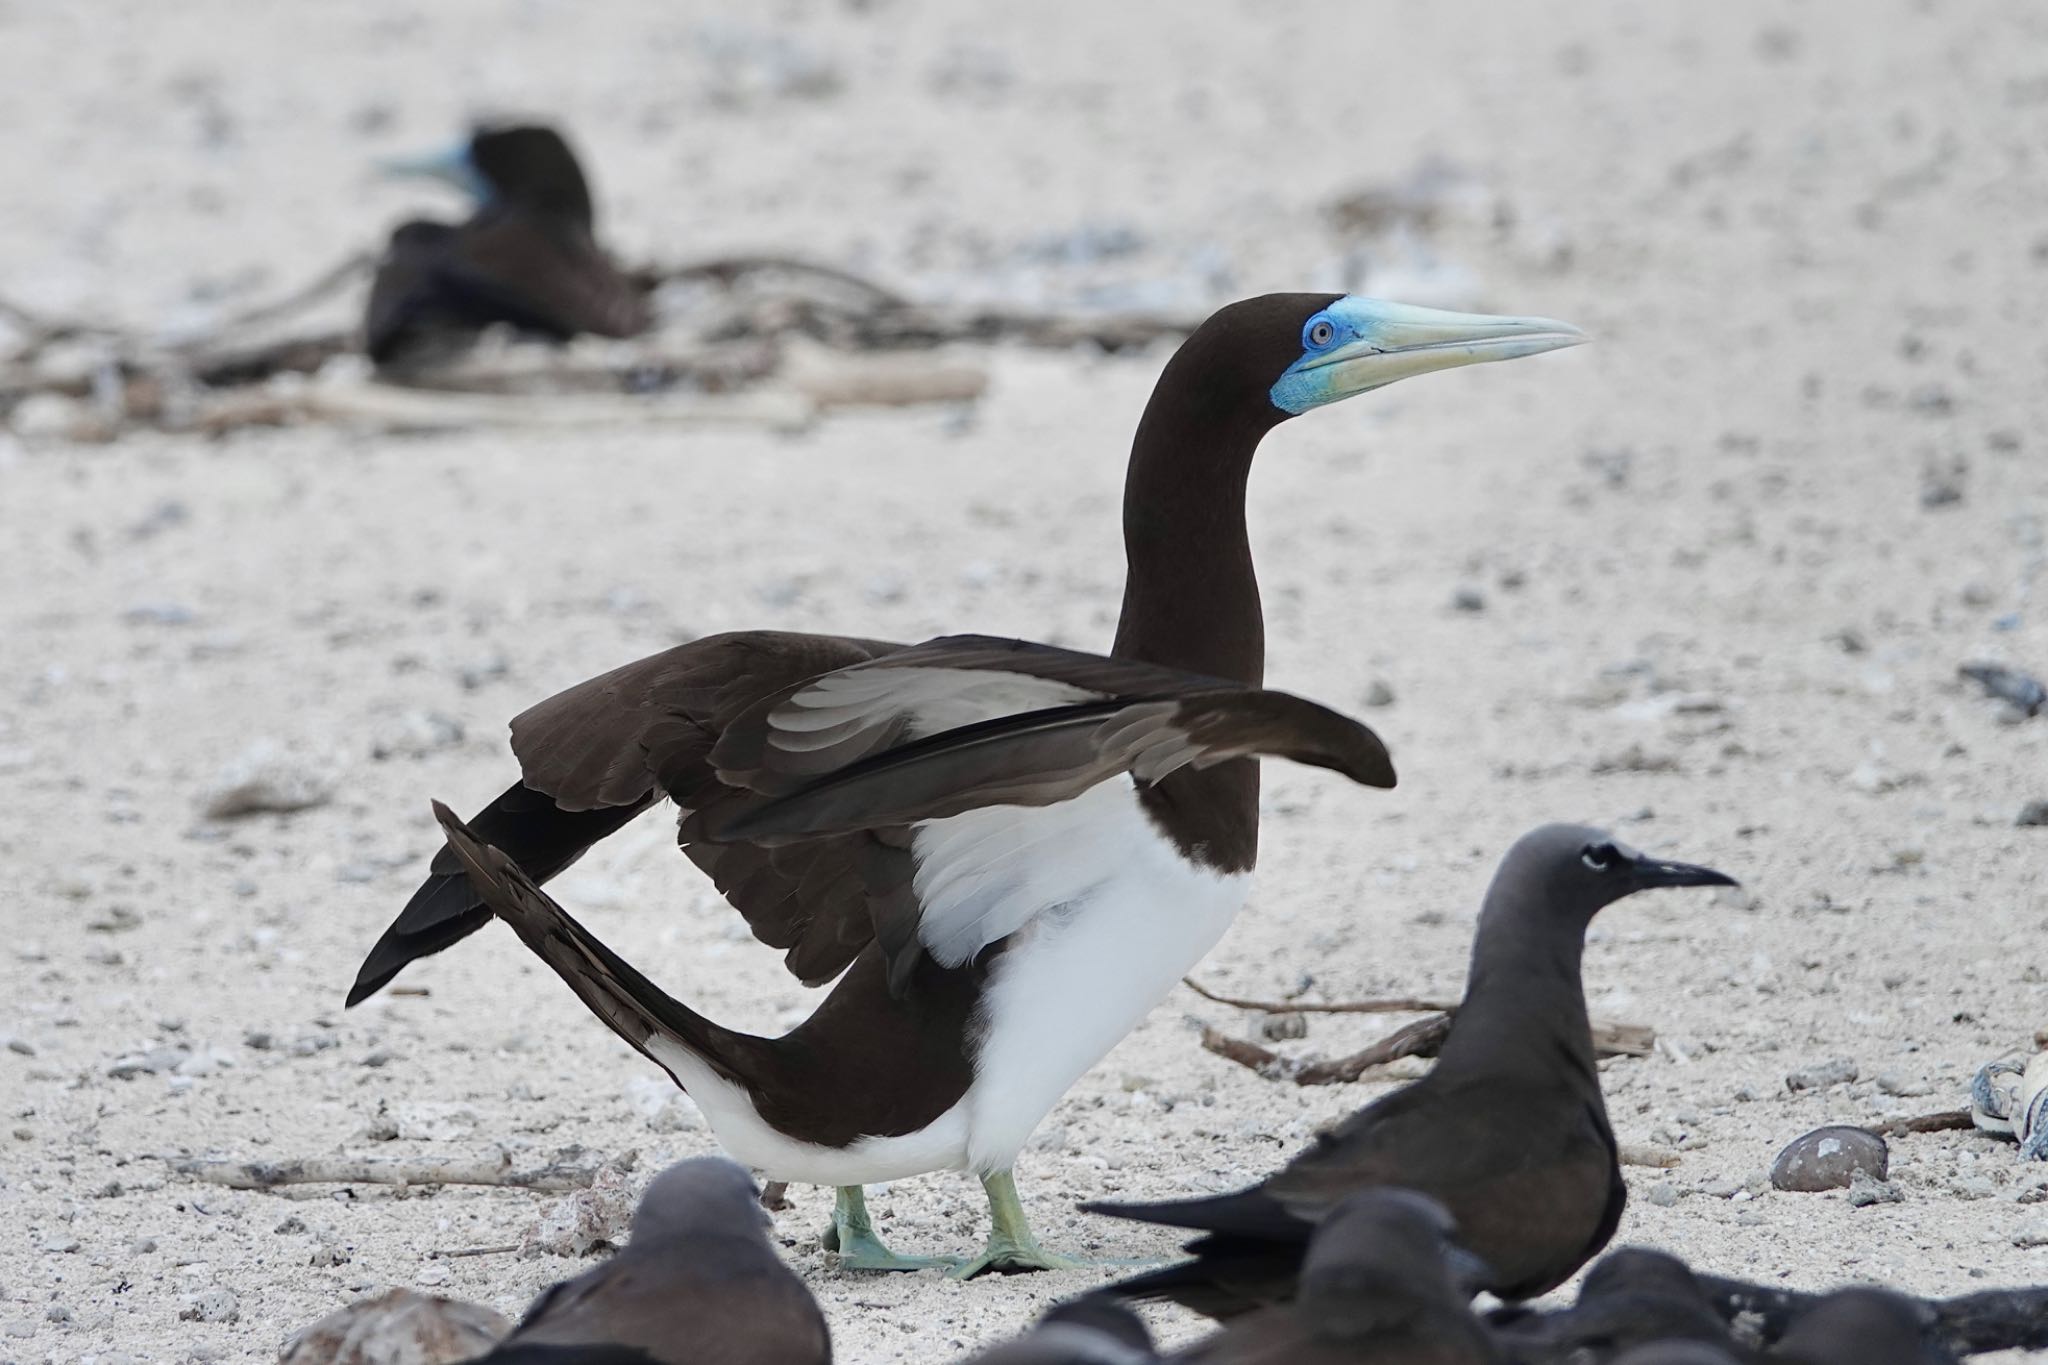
[1581,843,1617,872]
[1305,318,1337,349]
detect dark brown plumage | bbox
[365,123,648,369]
[1494,1248,1747,1365]
[958,1300,1158,1365]
[1771,1289,1955,1365]
[346,291,1582,1270]
[1088,826,1735,1317]
[471,1156,829,1365]
[1164,1190,1500,1365]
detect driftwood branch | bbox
[1876,1108,1973,1136]
[1191,974,1654,1087]
[1199,1012,1653,1088]
[1183,977,1457,1016]
[172,1152,610,1193]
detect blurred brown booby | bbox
[365,123,648,369]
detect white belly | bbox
[649,781,1248,1184]
[645,1034,973,1186]
[959,794,1249,1174]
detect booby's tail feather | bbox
[428,801,755,1092]
[347,782,650,1006]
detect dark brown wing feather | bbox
[707,685,1394,844]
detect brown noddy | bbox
[1163,1188,1500,1364]
[349,292,1586,1273]
[469,1155,829,1365]
[1770,1288,1955,1365]
[957,1300,1158,1364]
[1087,825,1736,1316]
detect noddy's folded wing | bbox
[438,211,650,340]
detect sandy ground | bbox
[5,0,2048,1360]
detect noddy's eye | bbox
[1305,318,1336,349]
[1581,844,1616,872]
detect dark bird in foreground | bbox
[351,291,1585,1274]
[958,1299,1157,1364]
[468,1155,829,1365]
[1607,1344,1744,1365]
[1492,1247,1744,1364]
[366,122,648,369]
[1771,1288,1955,1365]
[1166,1189,1499,1364]
[1088,825,1736,1316]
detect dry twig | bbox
[172,1152,609,1193]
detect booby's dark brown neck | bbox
[1109,322,1292,873]
[1110,353,1281,689]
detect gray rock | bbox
[2019,801,2048,828]
[1785,1058,1858,1091]
[1771,1125,1888,1192]
[1362,680,1396,708]
[1645,1182,1680,1207]
[1451,586,1487,613]
[1847,1170,1904,1207]
[1258,1011,1308,1041]
[2013,1218,2048,1248]
[39,1234,79,1254]
[198,741,334,819]
[179,1288,239,1324]
[1876,1073,1934,1097]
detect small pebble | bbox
[39,1235,79,1254]
[1785,1058,1858,1091]
[128,1237,156,1254]
[1645,1182,1680,1207]
[1771,1125,1888,1192]
[1451,586,1487,613]
[1258,1012,1308,1041]
[1847,1170,1904,1207]
[1362,680,1396,708]
[178,1289,238,1324]
[1876,1073,1934,1098]
[2019,801,2048,828]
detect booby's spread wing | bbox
[355,632,1393,1004]
[707,658,1395,842]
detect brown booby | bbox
[1773,1289,1955,1365]
[348,293,1587,1274]
[470,1155,830,1365]
[366,123,648,369]
[1089,825,1735,1312]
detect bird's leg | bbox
[821,1185,952,1272]
[950,1169,1087,1278]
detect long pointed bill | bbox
[376,143,491,202]
[1632,857,1739,890]
[1270,297,1587,414]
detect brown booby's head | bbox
[1152,293,1587,438]
[380,122,596,229]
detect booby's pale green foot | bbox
[950,1169,1088,1278]
[822,1185,953,1272]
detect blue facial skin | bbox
[383,144,495,205]
[1268,296,1382,415]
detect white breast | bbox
[943,781,1250,1174]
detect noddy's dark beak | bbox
[1631,857,1738,890]
[1445,1245,1496,1295]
